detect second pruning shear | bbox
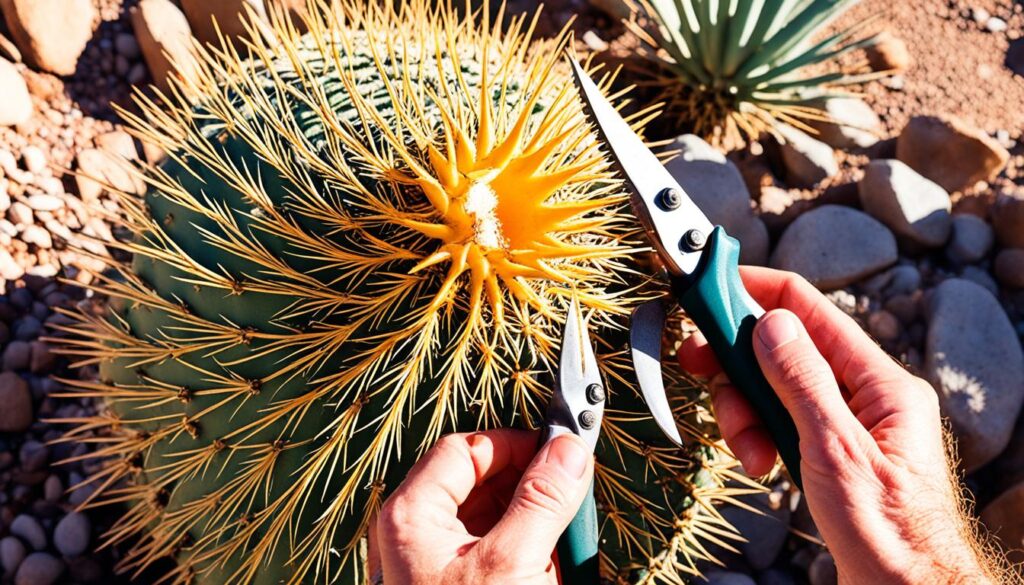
[569,61,803,491]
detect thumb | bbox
[477,433,594,571]
[752,310,865,470]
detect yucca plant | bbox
[52,2,760,583]
[626,0,879,145]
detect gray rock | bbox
[924,279,1024,471]
[886,265,922,296]
[884,294,919,324]
[806,97,881,149]
[896,115,1009,193]
[0,0,95,75]
[0,372,32,432]
[995,249,1024,289]
[757,569,797,585]
[114,33,141,59]
[808,551,837,585]
[961,265,998,296]
[664,135,769,265]
[859,160,951,248]
[13,552,63,585]
[19,441,48,472]
[946,214,993,265]
[42,475,62,502]
[9,516,45,551]
[776,123,839,188]
[0,57,31,126]
[53,513,90,557]
[1,536,26,574]
[771,205,898,290]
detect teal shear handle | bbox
[673,226,803,490]
[556,481,600,584]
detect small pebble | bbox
[53,513,91,557]
[868,310,901,341]
[20,148,46,175]
[19,441,49,474]
[808,551,838,585]
[986,17,1008,32]
[14,552,63,585]
[9,515,46,551]
[1,536,26,574]
[42,476,63,503]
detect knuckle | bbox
[377,498,417,545]
[775,352,832,395]
[514,473,571,517]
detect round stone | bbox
[53,513,91,557]
[9,515,46,551]
[13,552,64,585]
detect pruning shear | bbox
[549,63,804,585]
[567,61,803,494]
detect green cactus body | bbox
[57,3,756,584]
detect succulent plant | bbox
[627,0,879,145]
[54,2,758,583]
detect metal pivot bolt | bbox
[586,383,605,405]
[657,188,682,211]
[680,229,706,252]
[578,410,597,430]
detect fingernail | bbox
[757,311,800,350]
[544,435,589,479]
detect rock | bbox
[994,249,1024,289]
[131,0,199,92]
[896,115,1010,193]
[0,249,24,281]
[867,310,901,341]
[53,513,90,557]
[981,482,1024,566]
[961,265,998,296]
[0,372,31,432]
[20,225,51,249]
[924,279,1024,471]
[95,130,138,161]
[992,417,1024,492]
[859,160,951,249]
[0,58,31,126]
[114,33,141,60]
[992,190,1024,248]
[587,0,632,20]
[866,31,912,72]
[703,572,756,585]
[9,516,45,551]
[771,205,898,290]
[180,0,269,47]
[886,265,922,296]
[1,536,26,574]
[13,552,63,585]
[985,17,1008,33]
[8,201,32,225]
[25,194,61,212]
[758,569,797,585]
[724,492,790,570]
[945,214,993,265]
[664,135,769,265]
[884,294,918,324]
[28,340,54,373]
[776,124,838,188]
[806,97,881,149]
[20,146,44,174]
[42,475,62,502]
[65,557,102,583]
[807,551,837,585]
[0,0,96,75]
[74,148,145,202]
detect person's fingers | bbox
[381,430,536,529]
[476,433,594,570]
[677,330,722,379]
[739,267,907,393]
[752,310,876,476]
[709,374,778,477]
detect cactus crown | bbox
[53,1,759,583]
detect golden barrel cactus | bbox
[55,2,756,583]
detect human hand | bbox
[369,429,594,585]
[678,267,1002,584]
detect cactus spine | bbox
[55,2,759,583]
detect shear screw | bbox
[680,229,706,251]
[586,383,605,405]
[657,188,682,211]
[578,410,597,430]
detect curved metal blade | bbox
[549,297,605,451]
[570,60,713,278]
[630,300,683,447]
